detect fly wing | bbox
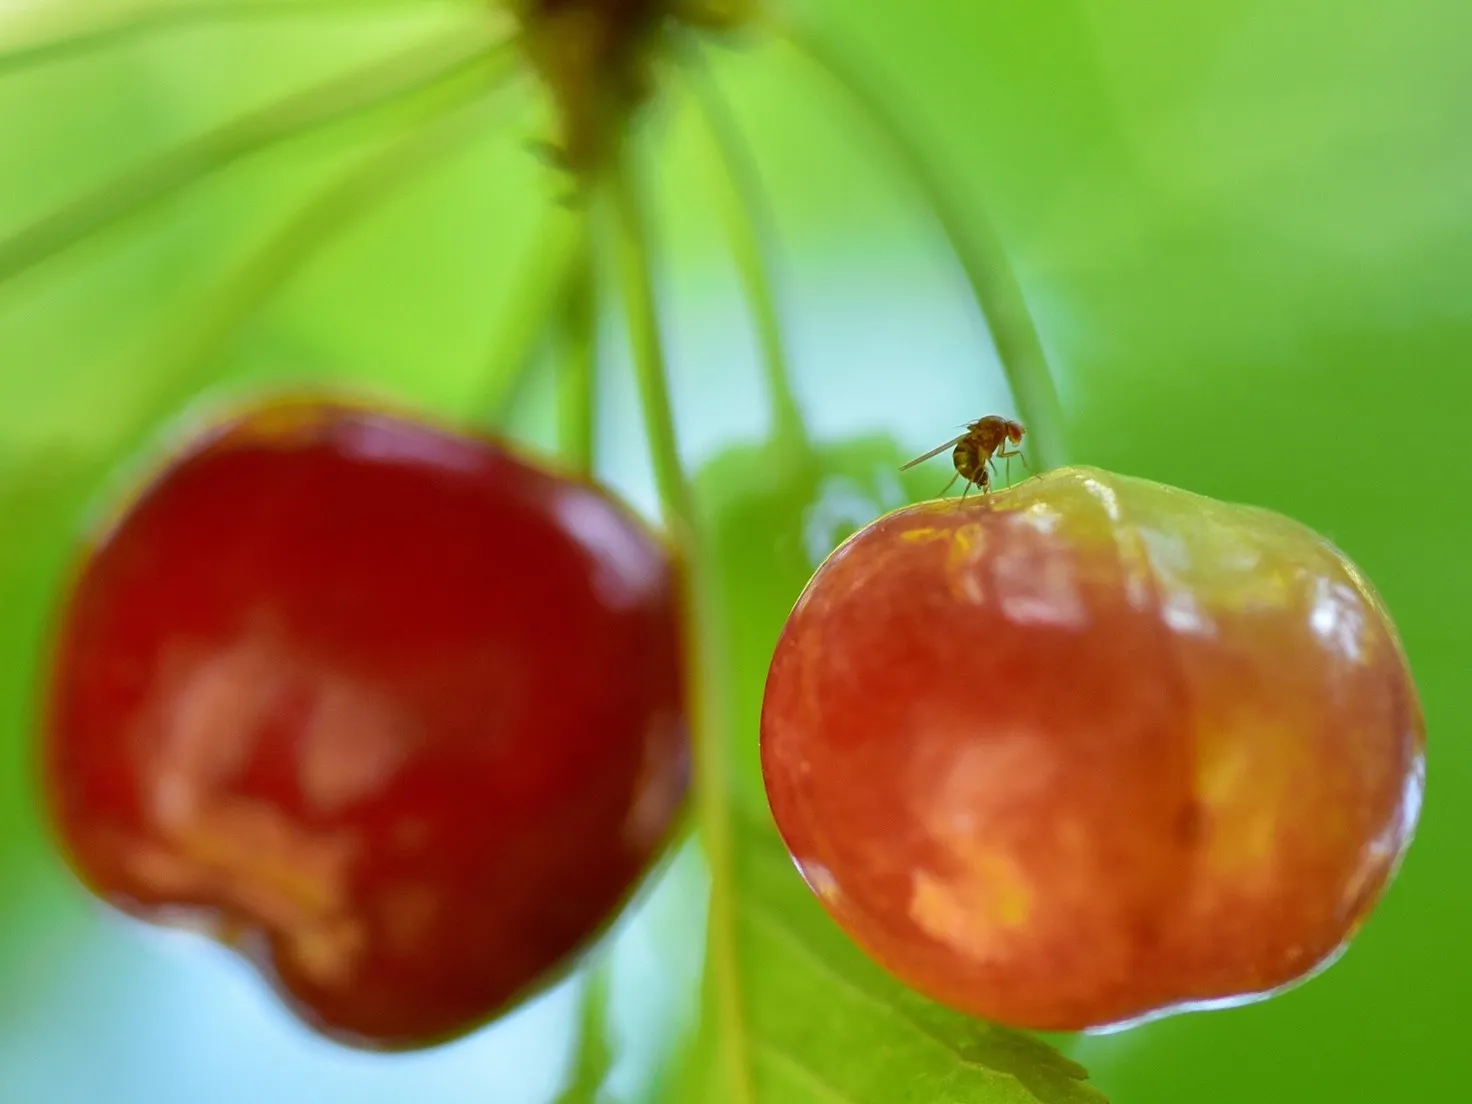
[900,434,967,470]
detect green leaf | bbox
[730,800,1102,1104]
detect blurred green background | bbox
[1,0,1467,1101]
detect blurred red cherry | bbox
[761,465,1424,1032]
[42,397,689,1049]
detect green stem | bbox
[0,16,514,290]
[473,209,586,426]
[606,161,696,535]
[0,0,474,78]
[681,58,811,460]
[605,152,754,1104]
[551,956,615,1104]
[777,15,1070,471]
[555,228,598,476]
[121,57,517,435]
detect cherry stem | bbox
[604,164,695,539]
[605,150,754,1104]
[776,15,1070,472]
[112,62,517,441]
[0,0,477,79]
[552,955,615,1104]
[555,226,598,477]
[680,57,812,462]
[474,208,586,425]
[0,15,515,292]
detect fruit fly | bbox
[901,415,1029,498]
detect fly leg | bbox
[995,446,1030,484]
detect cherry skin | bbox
[761,465,1425,1032]
[42,397,690,1049]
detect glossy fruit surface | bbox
[760,465,1425,1032]
[42,397,689,1049]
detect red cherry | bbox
[42,397,689,1049]
[761,465,1424,1032]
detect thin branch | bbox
[0,17,515,290]
[680,55,811,458]
[473,208,586,425]
[551,956,616,1104]
[776,14,1070,471]
[120,61,515,434]
[605,149,754,1104]
[555,228,597,476]
[0,0,475,78]
[606,157,696,536]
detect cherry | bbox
[760,465,1424,1032]
[41,397,690,1049]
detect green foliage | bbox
[724,801,1102,1104]
[1,0,1468,1101]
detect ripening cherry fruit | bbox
[760,465,1424,1032]
[42,397,689,1049]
